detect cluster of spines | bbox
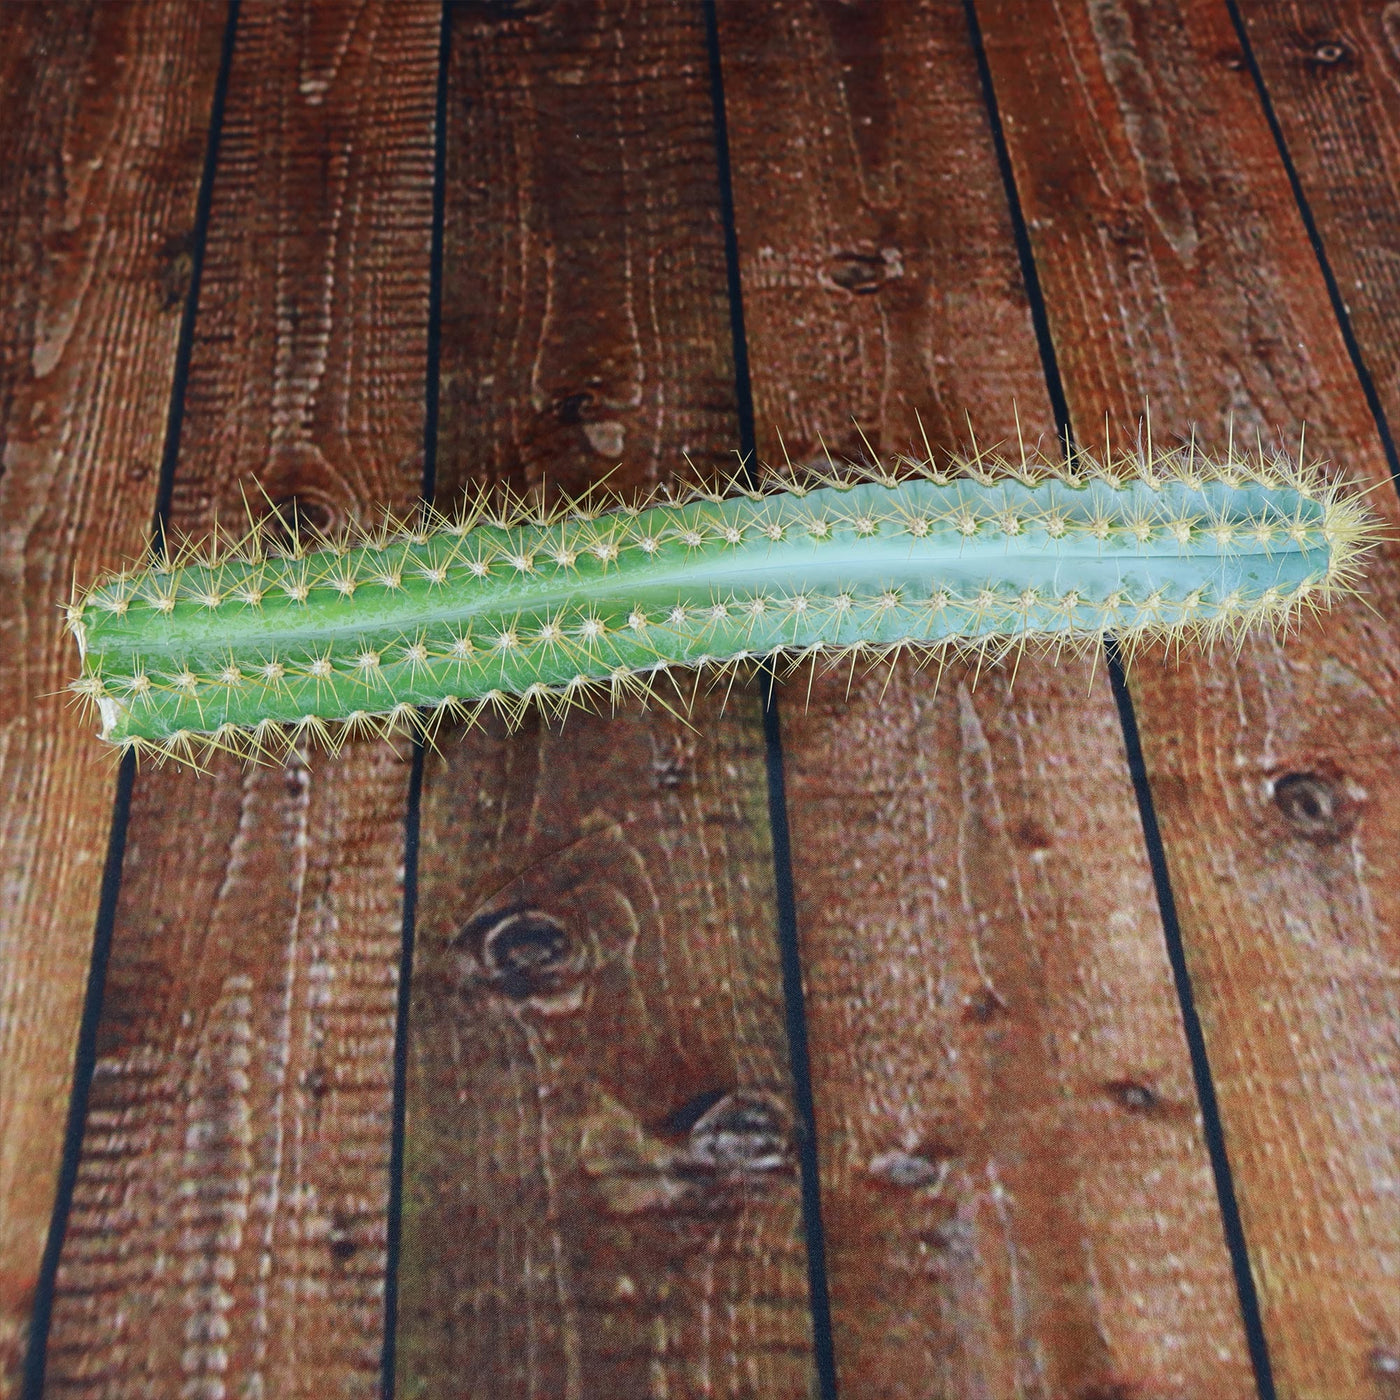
[68,457,1345,619]
[64,436,1382,768]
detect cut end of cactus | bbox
[63,432,1387,769]
[95,696,122,741]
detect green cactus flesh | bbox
[65,446,1380,764]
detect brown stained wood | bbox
[1236,14,1400,1383]
[1248,1,1400,436]
[977,1,1400,1395]
[394,2,813,1395]
[402,717,811,1398]
[41,3,441,1395]
[716,2,1256,1394]
[1241,2,1400,485]
[0,4,226,1389]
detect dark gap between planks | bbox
[379,2,454,1396]
[962,0,1281,1395]
[20,3,244,1397]
[702,2,842,1398]
[1224,0,1400,498]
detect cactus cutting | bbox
[64,434,1382,767]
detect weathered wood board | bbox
[1241,0,1400,435]
[716,0,1258,1393]
[41,4,441,1396]
[1238,6,1400,1388]
[979,0,1400,1394]
[392,2,815,1395]
[1,0,1395,1393]
[0,5,227,1390]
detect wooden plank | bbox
[1235,22,1400,1379]
[392,3,814,1395]
[977,1,1400,1396]
[0,4,226,1390]
[40,4,442,1396]
[1240,2,1400,484]
[715,1,1258,1394]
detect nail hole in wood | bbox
[329,1235,357,1263]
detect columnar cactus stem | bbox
[65,440,1381,766]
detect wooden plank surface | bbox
[715,1,1258,1394]
[0,4,226,1390]
[977,1,1400,1395]
[40,4,442,1395]
[12,2,1397,1395]
[1240,1,1400,480]
[392,3,815,1395]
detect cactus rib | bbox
[64,440,1382,766]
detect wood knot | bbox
[867,1149,951,1190]
[580,1089,789,1217]
[686,1092,790,1172]
[661,1087,729,1134]
[556,390,593,424]
[1271,769,1358,843]
[963,987,1008,1024]
[1103,1078,1158,1115]
[1304,34,1355,70]
[453,905,586,1006]
[484,909,573,998]
[1012,816,1053,853]
[824,247,902,294]
[1371,1345,1400,1389]
[583,420,625,457]
[260,491,341,553]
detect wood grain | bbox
[40,4,441,1395]
[977,1,1400,1395]
[715,1,1257,1394]
[0,4,226,1389]
[392,2,814,1394]
[1240,1,1400,476]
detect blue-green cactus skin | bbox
[65,447,1379,765]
